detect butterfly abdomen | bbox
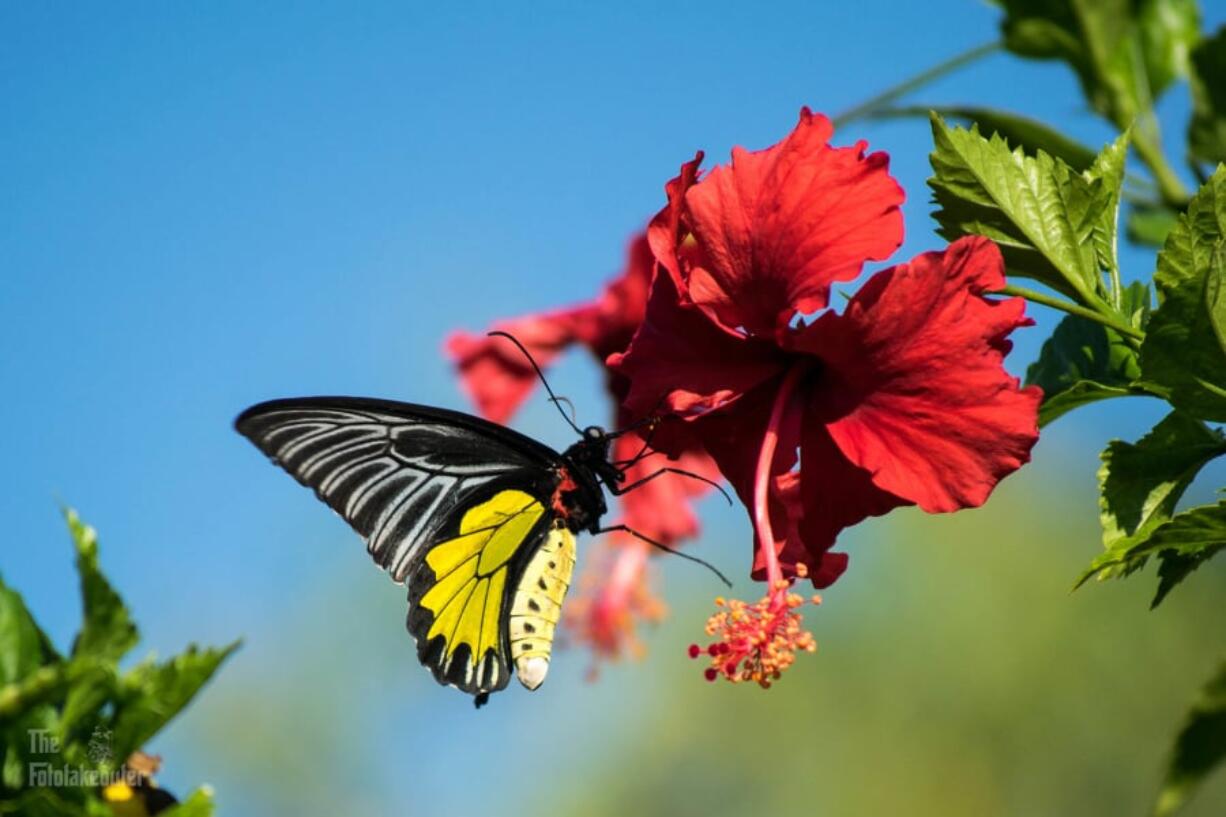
[509,525,576,690]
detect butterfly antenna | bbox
[487,331,583,435]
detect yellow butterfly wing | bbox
[406,488,576,696]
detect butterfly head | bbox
[566,426,615,477]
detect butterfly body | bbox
[236,396,612,704]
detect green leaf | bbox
[109,641,239,761]
[3,786,91,817]
[57,659,117,742]
[1078,412,1226,593]
[1083,501,1226,590]
[1084,131,1130,280]
[1099,412,1226,546]
[998,0,1200,128]
[1135,0,1201,94]
[0,512,236,807]
[1025,281,1149,425]
[64,509,137,663]
[1138,501,1226,558]
[0,578,58,687]
[1128,204,1181,247]
[0,665,69,725]
[1139,167,1226,421]
[1033,379,1134,426]
[929,114,1114,302]
[1155,659,1226,816]
[1,695,60,790]
[1153,545,1224,607]
[1188,26,1226,165]
[871,105,1097,170]
[161,787,217,817]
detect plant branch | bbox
[833,41,1001,128]
[1132,131,1190,209]
[994,284,1146,341]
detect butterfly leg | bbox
[607,467,732,505]
[593,524,732,588]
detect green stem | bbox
[994,284,1145,341]
[833,41,1001,128]
[1121,188,1163,206]
[1132,131,1189,209]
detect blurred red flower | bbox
[612,110,1042,682]
[445,233,720,662]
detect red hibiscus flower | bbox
[445,233,721,663]
[611,109,1042,685]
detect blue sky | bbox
[4,2,1225,814]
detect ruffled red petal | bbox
[795,236,1041,513]
[581,232,655,361]
[794,422,906,583]
[614,431,721,545]
[748,471,850,588]
[445,305,596,425]
[611,272,786,417]
[680,108,904,335]
[446,233,654,425]
[647,152,703,291]
[566,536,665,666]
[680,379,806,580]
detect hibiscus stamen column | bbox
[689,363,819,688]
[752,363,806,591]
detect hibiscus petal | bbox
[447,232,654,425]
[797,236,1042,513]
[793,422,907,585]
[647,153,704,290]
[749,471,851,588]
[445,305,596,425]
[682,108,905,334]
[566,535,665,665]
[610,271,785,417]
[689,379,800,503]
[580,231,656,360]
[614,431,722,545]
[682,380,812,582]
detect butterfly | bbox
[235,334,727,708]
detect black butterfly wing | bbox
[235,396,563,583]
[236,397,575,695]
